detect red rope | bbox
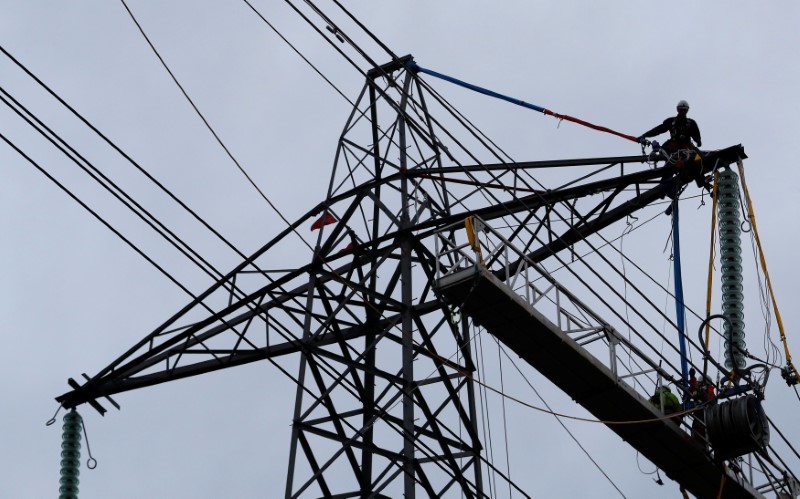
[543,109,639,142]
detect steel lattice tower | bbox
[282,58,487,497]
[57,53,787,497]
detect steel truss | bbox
[57,57,761,497]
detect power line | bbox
[119,0,295,232]
[496,339,628,498]
[242,0,354,106]
[0,130,195,299]
[496,343,513,499]
[328,0,398,61]
[0,44,255,270]
[0,86,225,286]
[0,46,350,399]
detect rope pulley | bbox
[781,365,800,386]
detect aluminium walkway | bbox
[436,265,763,499]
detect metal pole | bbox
[463,319,484,494]
[360,80,381,494]
[285,271,319,498]
[398,70,416,499]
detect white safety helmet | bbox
[677,100,690,111]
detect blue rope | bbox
[671,200,690,391]
[405,60,547,113]
[404,59,639,142]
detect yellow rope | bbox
[716,463,728,499]
[737,161,799,380]
[704,171,719,352]
[464,216,485,266]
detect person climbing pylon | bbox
[637,100,702,152]
[639,100,710,195]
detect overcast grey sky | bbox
[3,2,800,498]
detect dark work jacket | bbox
[643,115,701,146]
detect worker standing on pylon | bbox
[637,100,702,152]
[639,100,710,194]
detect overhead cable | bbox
[497,340,628,498]
[737,161,799,381]
[242,0,354,106]
[119,0,295,232]
[0,131,195,298]
[0,87,225,286]
[0,45,255,270]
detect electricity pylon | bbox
[57,56,759,497]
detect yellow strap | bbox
[465,216,476,248]
[704,171,719,351]
[737,161,799,380]
[716,463,728,499]
[465,216,484,265]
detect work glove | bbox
[637,136,648,145]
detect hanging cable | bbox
[475,329,498,497]
[737,161,799,384]
[79,417,98,470]
[119,0,296,233]
[497,341,628,498]
[703,171,719,378]
[496,343,513,499]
